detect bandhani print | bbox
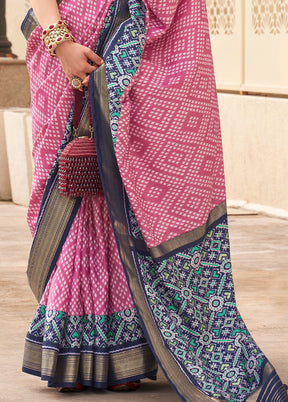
[22,0,158,389]
[21,0,288,400]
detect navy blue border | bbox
[22,366,157,389]
[130,214,228,261]
[89,59,196,402]
[20,8,33,35]
[255,370,288,402]
[25,335,149,355]
[43,197,81,290]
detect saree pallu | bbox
[22,0,288,400]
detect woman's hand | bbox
[30,0,102,88]
[55,41,104,89]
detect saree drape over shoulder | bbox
[22,0,288,400]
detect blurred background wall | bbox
[208,0,288,215]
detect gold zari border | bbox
[23,340,157,385]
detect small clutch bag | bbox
[58,89,103,198]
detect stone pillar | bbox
[0,0,17,58]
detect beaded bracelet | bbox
[41,20,74,57]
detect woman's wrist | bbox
[54,39,75,57]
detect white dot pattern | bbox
[115,0,226,247]
[25,0,114,234]
[26,0,227,290]
[41,195,135,316]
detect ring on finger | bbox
[70,76,83,90]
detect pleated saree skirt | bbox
[22,0,157,388]
[23,196,157,388]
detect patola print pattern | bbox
[115,0,226,248]
[22,0,287,400]
[103,0,287,399]
[128,209,265,400]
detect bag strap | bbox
[72,89,83,129]
[72,88,93,138]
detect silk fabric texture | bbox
[23,0,287,401]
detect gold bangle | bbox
[41,20,74,57]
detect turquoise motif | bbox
[104,0,146,145]
[102,2,268,399]
[131,215,266,401]
[27,305,147,352]
[103,2,268,399]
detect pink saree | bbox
[22,0,157,388]
[22,0,288,400]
